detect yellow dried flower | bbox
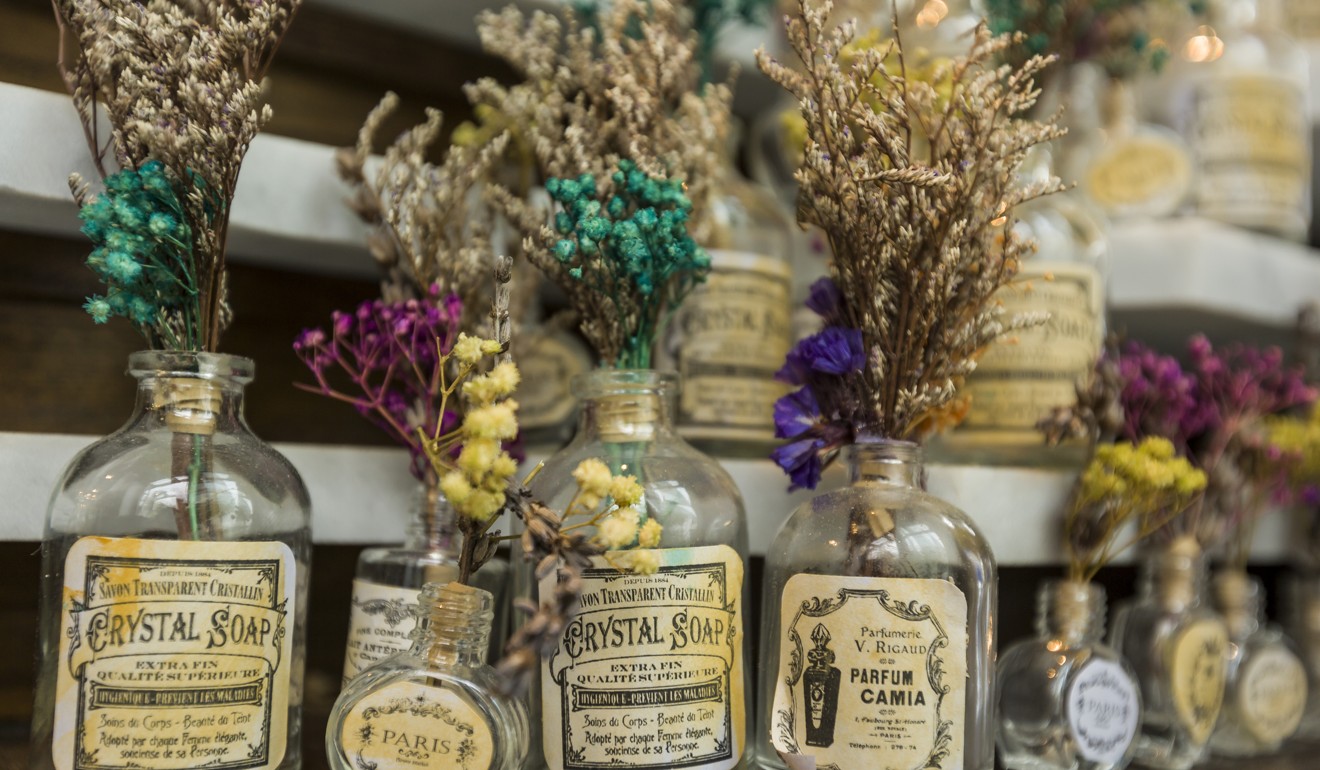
[458,438,499,476]
[452,333,487,364]
[573,458,613,499]
[439,471,472,505]
[463,401,519,440]
[609,475,644,507]
[491,453,518,480]
[598,510,640,548]
[625,549,661,575]
[638,518,662,548]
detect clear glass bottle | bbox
[327,582,529,770]
[1180,0,1311,240]
[521,369,751,770]
[758,438,998,770]
[343,479,511,684]
[660,144,795,457]
[997,580,1141,770]
[1208,570,1308,755]
[928,145,1108,469]
[32,351,311,770]
[1109,539,1229,770]
[1287,570,1320,738]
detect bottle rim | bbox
[127,350,255,384]
[572,368,678,397]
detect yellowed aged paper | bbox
[539,544,745,770]
[771,574,968,770]
[339,680,493,770]
[53,536,295,770]
[342,580,425,684]
[1168,618,1228,744]
[1237,646,1307,744]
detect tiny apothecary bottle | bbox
[998,580,1141,770]
[328,582,529,770]
[32,351,311,770]
[342,476,510,684]
[522,369,751,770]
[759,438,998,770]
[1109,538,1229,770]
[1208,570,1308,756]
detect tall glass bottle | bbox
[1109,539,1229,770]
[928,145,1108,469]
[523,370,750,770]
[1208,570,1308,755]
[661,146,795,457]
[997,581,1141,770]
[1180,0,1311,240]
[343,479,511,684]
[32,351,311,770]
[327,582,529,770]
[758,439,997,770]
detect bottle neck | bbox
[129,351,252,436]
[1213,569,1264,640]
[406,475,460,552]
[576,369,677,444]
[1139,538,1207,612]
[1037,580,1106,645]
[409,582,493,669]
[847,439,925,490]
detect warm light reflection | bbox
[1045,639,1063,652]
[1046,669,1057,679]
[990,201,1008,228]
[827,539,839,547]
[1057,655,1067,666]
[1183,26,1224,63]
[915,0,948,29]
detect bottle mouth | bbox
[128,351,255,384]
[573,369,678,399]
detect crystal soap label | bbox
[339,680,493,770]
[771,574,968,770]
[342,580,422,684]
[52,536,294,770]
[1168,618,1228,744]
[1237,645,1307,744]
[1067,659,1139,764]
[539,544,745,770]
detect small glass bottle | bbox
[521,369,751,770]
[327,582,529,770]
[1109,539,1229,770]
[927,144,1108,469]
[758,438,997,770]
[1208,570,1308,756]
[660,141,795,457]
[343,479,511,684]
[1180,0,1311,240]
[32,351,311,770]
[997,580,1141,770]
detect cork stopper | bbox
[595,392,662,443]
[1038,579,1105,644]
[1213,569,1262,640]
[153,378,222,435]
[420,581,494,667]
[1153,536,1203,610]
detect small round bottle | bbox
[1208,570,1308,756]
[343,479,511,684]
[327,582,529,770]
[759,438,997,770]
[998,580,1141,770]
[1109,539,1229,770]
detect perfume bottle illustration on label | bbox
[803,623,841,747]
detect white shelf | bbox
[1,431,1293,564]
[0,82,374,277]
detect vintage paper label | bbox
[1085,135,1192,217]
[1067,659,1140,764]
[53,536,295,770]
[514,331,588,430]
[667,250,792,437]
[771,574,968,770]
[1168,618,1228,744]
[342,581,424,684]
[1237,645,1307,744]
[1193,74,1308,224]
[962,262,1103,431]
[539,545,745,770]
[339,680,493,770]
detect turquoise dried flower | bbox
[78,161,205,349]
[543,159,710,369]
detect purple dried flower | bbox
[804,277,843,325]
[778,326,866,384]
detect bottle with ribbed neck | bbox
[1208,570,1307,756]
[327,582,529,770]
[1109,538,1229,770]
[758,438,997,770]
[342,476,510,685]
[519,368,750,770]
[997,581,1142,770]
[32,351,311,770]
